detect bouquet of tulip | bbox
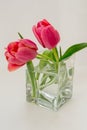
[5,19,87,111]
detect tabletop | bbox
[0,65,87,130]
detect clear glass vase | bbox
[26,55,75,111]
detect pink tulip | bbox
[32,19,60,49]
[5,39,38,71]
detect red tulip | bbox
[32,19,60,49]
[5,39,38,71]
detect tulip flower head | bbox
[5,39,38,71]
[32,19,60,49]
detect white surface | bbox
[0,0,87,130]
[0,67,87,130]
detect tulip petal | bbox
[5,51,12,60]
[41,25,60,49]
[5,51,24,65]
[7,42,19,56]
[19,39,38,50]
[8,63,24,71]
[37,19,50,27]
[8,56,24,65]
[32,26,45,47]
[16,47,37,63]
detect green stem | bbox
[18,32,37,98]
[52,47,59,62]
[52,47,59,72]
[37,53,56,63]
[27,61,37,97]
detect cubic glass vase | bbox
[26,55,75,111]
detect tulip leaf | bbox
[59,43,87,61]
[39,50,55,70]
[18,32,23,39]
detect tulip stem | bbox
[52,47,59,62]
[27,61,37,98]
[52,47,59,72]
[37,53,56,63]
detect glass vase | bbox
[26,55,75,111]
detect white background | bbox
[0,0,87,130]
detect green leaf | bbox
[59,43,87,61]
[42,50,56,62]
[18,32,23,39]
[59,46,62,57]
[39,50,56,70]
